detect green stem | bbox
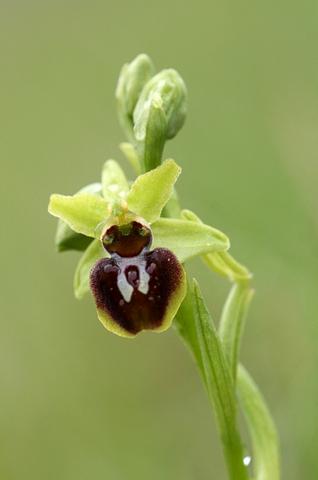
[175,282,249,480]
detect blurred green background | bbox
[1,1,317,479]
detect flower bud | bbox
[133,68,187,141]
[116,54,155,137]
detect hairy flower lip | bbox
[90,246,186,337]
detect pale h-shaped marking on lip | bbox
[115,254,150,303]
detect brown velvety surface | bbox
[90,248,183,334]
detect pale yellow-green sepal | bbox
[151,217,230,263]
[48,193,110,238]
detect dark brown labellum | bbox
[90,221,186,337]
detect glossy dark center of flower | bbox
[102,221,152,257]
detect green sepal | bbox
[181,209,251,282]
[126,159,181,224]
[74,239,106,299]
[48,193,109,238]
[151,217,230,263]
[55,220,93,252]
[102,159,129,204]
[54,182,102,252]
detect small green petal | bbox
[126,159,181,224]
[151,218,230,263]
[48,193,109,238]
[102,159,129,203]
[74,239,106,299]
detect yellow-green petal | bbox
[151,218,230,263]
[126,158,181,224]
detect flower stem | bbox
[163,201,249,479]
[175,281,250,480]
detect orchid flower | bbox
[48,158,229,337]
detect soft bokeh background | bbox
[1,1,317,479]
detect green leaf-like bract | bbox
[138,99,167,172]
[238,365,280,480]
[219,283,254,381]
